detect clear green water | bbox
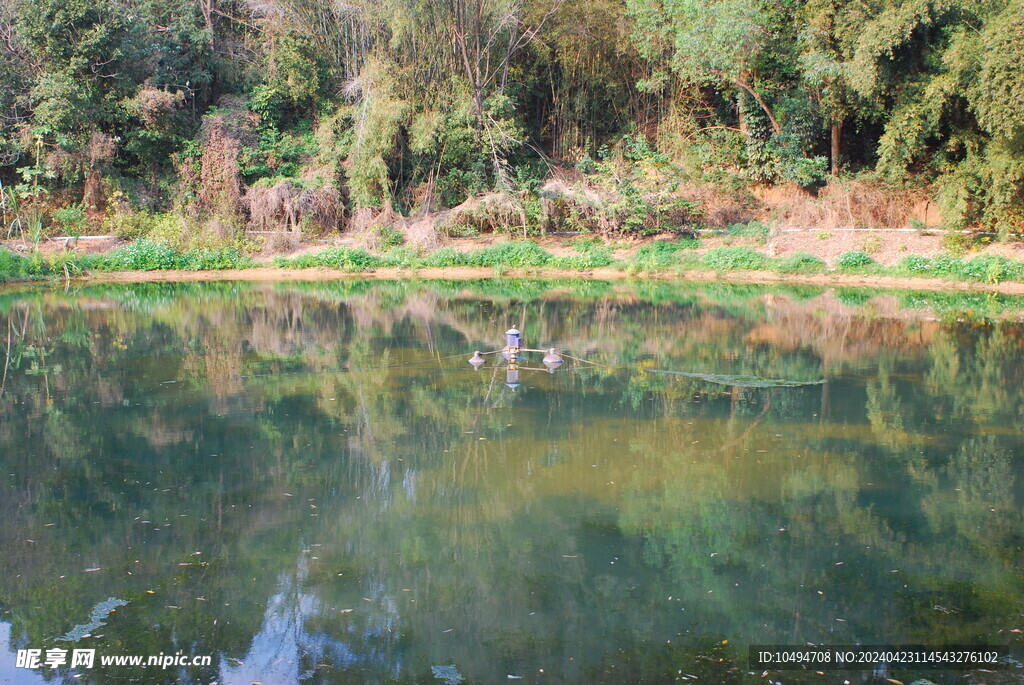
[0,280,1023,684]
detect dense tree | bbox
[0,0,1022,233]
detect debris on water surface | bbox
[649,369,824,388]
[431,664,464,684]
[57,597,128,642]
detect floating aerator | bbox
[542,348,563,364]
[505,327,522,350]
[468,350,487,368]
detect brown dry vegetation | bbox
[756,180,931,231]
[197,109,249,215]
[247,181,341,236]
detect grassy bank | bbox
[7,236,1024,291]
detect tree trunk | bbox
[734,77,781,136]
[830,120,843,175]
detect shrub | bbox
[702,246,767,270]
[631,238,701,270]
[956,255,1020,283]
[929,254,962,274]
[550,239,615,269]
[274,247,381,271]
[463,240,552,268]
[419,246,466,267]
[378,224,405,249]
[179,247,253,270]
[378,246,419,268]
[550,250,614,270]
[775,251,826,274]
[102,210,182,243]
[898,255,932,273]
[835,251,875,269]
[0,248,30,281]
[50,204,88,237]
[109,239,180,270]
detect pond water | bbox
[1,280,1023,684]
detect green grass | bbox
[774,251,826,274]
[724,221,771,243]
[0,240,255,282]
[892,253,1024,283]
[9,236,1024,289]
[272,247,380,270]
[91,240,256,271]
[629,238,702,272]
[703,246,768,271]
[0,248,32,282]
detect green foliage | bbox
[177,247,252,271]
[273,247,381,271]
[101,210,178,241]
[463,241,552,268]
[774,251,826,274]
[702,246,767,271]
[106,239,179,270]
[16,0,138,136]
[726,221,770,243]
[0,248,31,282]
[377,224,405,250]
[548,237,616,270]
[549,248,615,270]
[1,0,1024,239]
[630,238,701,271]
[49,204,87,236]
[895,253,1024,284]
[95,239,254,271]
[419,246,467,268]
[571,141,704,236]
[776,153,829,189]
[346,61,409,208]
[239,119,318,183]
[377,246,419,268]
[835,251,876,270]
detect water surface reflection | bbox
[0,280,1022,683]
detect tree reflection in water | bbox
[0,280,1023,684]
